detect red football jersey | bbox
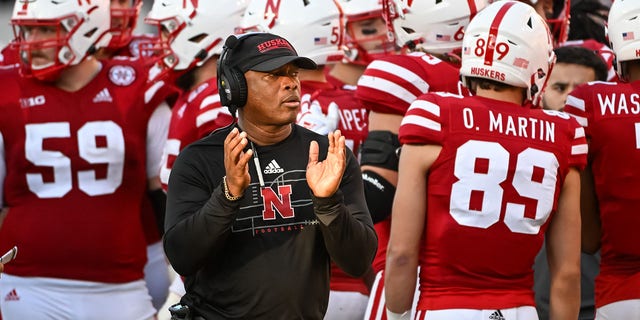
[564,80,640,307]
[160,78,234,190]
[301,73,369,154]
[355,52,468,277]
[106,34,181,245]
[399,93,587,310]
[0,59,166,283]
[355,52,467,116]
[300,77,370,295]
[0,42,19,67]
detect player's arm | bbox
[385,143,441,315]
[580,160,601,254]
[359,112,403,224]
[546,167,581,320]
[564,91,600,253]
[146,101,172,235]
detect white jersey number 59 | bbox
[25,121,125,198]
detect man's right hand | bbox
[223,128,253,197]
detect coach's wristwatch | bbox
[223,176,242,201]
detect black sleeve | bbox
[313,149,378,277]
[163,147,239,276]
[147,188,167,236]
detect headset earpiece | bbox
[217,35,249,114]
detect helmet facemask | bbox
[108,0,142,49]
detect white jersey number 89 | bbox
[450,140,559,235]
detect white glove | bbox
[297,99,340,135]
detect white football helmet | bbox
[239,0,344,65]
[385,0,489,55]
[606,0,640,81]
[460,0,555,106]
[338,0,397,64]
[108,0,143,49]
[11,0,111,80]
[145,0,249,71]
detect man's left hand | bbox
[306,130,346,197]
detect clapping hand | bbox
[223,128,253,197]
[306,130,346,197]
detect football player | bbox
[385,2,585,319]
[354,1,489,318]
[0,0,170,318]
[563,0,640,318]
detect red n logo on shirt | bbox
[261,185,294,220]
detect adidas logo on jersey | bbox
[264,160,284,174]
[4,289,19,301]
[92,88,113,103]
[489,310,505,320]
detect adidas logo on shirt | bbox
[264,159,284,174]
[4,288,19,301]
[488,310,505,320]
[92,88,113,103]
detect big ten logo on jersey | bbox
[232,170,317,236]
[20,95,46,108]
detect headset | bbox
[217,34,255,114]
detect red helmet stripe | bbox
[332,0,345,48]
[484,1,516,66]
[467,0,478,20]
